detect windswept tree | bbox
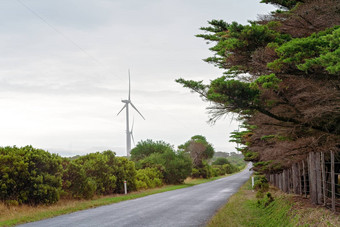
[177,0,340,173]
[179,135,215,168]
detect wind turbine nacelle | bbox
[121,100,130,103]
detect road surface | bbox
[19,163,252,227]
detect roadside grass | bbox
[0,173,234,227]
[207,179,340,227]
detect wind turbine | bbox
[117,70,145,157]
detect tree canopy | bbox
[177,0,340,173]
[178,135,215,168]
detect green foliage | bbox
[254,175,270,198]
[141,149,192,184]
[257,192,274,207]
[135,167,163,190]
[252,73,282,90]
[114,157,137,193]
[195,20,290,74]
[70,151,137,195]
[261,134,290,141]
[0,146,62,205]
[207,78,260,111]
[212,157,230,165]
[73,151,118,195]
[260,0,303,9]
[196,161,213,178]
[62,161,97,199]
[244,151,259,162]
[178,135,215,168]
[130,139,174,162]
[269,26,340,75]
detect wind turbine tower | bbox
[117,70,145,157]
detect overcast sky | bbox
[0,0,276,157]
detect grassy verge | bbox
[0,173,233,227]
[207,178,340,227]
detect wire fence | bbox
[267,151,339,212]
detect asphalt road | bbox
[19,163,252,227]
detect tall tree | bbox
[179,135,215,168]
[177,0,340,173]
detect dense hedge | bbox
[132,140,193,184]
[0,146,137,205]
[136,167,163,190]
[62,151,138,198]
[0,146,62,205]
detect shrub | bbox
[114,157,137,193]
[212,168,220,177]
[141,150,192,184]
[62,161,97,199]
[131,140,173,162]
[254,175,269,198]
[191,168,200,178]
[71,151,137,195]
[0,146,62,205]
[257,192,274,207]
[136,167,163,190]
[212,157,230,165]
[74,151,117,195]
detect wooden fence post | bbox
[292,163,299,194]
[284,169,289,193]
[316,152,322,204]
[279,173,282,191]
[309,152,317,204]
[282,170,286,193]
[321,152,326,206]
[298,162,302,195]
[303,161,307,198]
[331,150,335,212]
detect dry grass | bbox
[287,195,340,226]
[0,199,79,222]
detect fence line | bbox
[267,151,339,212]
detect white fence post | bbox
[124,180,127,194]
[252,176,254,191]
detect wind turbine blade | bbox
[128,69,131,101]
[117,104,126,116]
[131,131,135,146]
[130,102,145,120]
[131,117,134,132]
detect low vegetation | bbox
[0,134,248,226]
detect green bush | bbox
[62,161,97,199]
[257,192,274,207]
[212,168,220,177]
[191,161,213,179]
[71,151,136,195]
[136,167,163,190]
[191,168,200,178]
[114,157,137,193]
[254,175,269,198]
[73,151,117,195]
[131,140,173,162]
[0,146,62,205]
[212,157,230,165]
[141,150,192,184]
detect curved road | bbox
[19,163,252,227]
